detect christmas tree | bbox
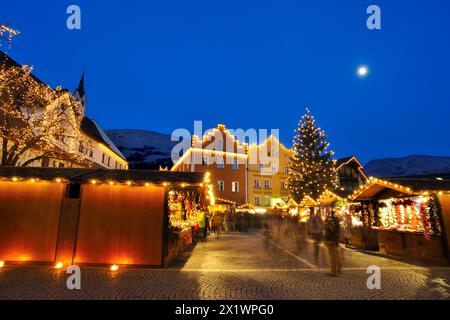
[288,108,338,202]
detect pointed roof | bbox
[74,71,85,100]
[80,117,127,161]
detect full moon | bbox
[357,66,369,77]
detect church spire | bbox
[74,71,85,99]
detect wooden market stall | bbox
[0,167,208,268]
[316,189,379,250]
[352,177,450,263]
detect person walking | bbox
[342,214,352,248]
[325,209,342,277]
[198,211,207,240]
[309,209,324,262]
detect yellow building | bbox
[247,135,295,210]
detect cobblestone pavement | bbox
[0,231,450,300]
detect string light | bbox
[0,56,92,167]
[110,265,119,271]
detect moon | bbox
[357,65,369,77]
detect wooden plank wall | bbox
[54,198,81,265]
[438,194,450,260]
[0,181,64,262]
[74,184,165,266]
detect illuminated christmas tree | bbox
[288,108,338,202]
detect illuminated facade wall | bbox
[247,136,294,208]
[172,125,247,205]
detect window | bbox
[232,160,239,170]
[41,157,49,168]
[259,164,264,172]
[107,156,111,167]
[89,150,93,158]
[271,165,277,173]
[284,166,289,174]
[202,156,208,167]
[102,153,106,164]
[264,180,271,188]
[232,182,239,193]
[217,180,225,192]
[254,179,260,188]
[265,196,271,207]
[281,181,286,190]
[217,158,224,169]
[255,196,260,205]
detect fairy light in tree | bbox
[0,60,91,167]
[0,24,19,51]
[288,108,338,202]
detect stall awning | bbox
[351,178,416,200]
[317,190,343,206]
[299,195,317,208]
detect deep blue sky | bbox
[1,0,449,163]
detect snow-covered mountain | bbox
[106,129,177,170]
[364,155,450,177]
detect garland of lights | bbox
[288,109,338,202]
[167,188,207,231]
[0,24,19,50]
[375,196,442,239]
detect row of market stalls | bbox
[0,167,213,268]
[269,176,450,264]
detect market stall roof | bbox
[273,199,288,209]
[385,174,450,192]
[317,190,343,206]
[214,197,236,205]
[0,167,204,186]
[299,195,317,208]
[237,203,255,209]
[286,199,298,207]
[351,178,416,200]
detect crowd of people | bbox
[263,208,348,277]
[195,211,255,240]
[194,208,349,277]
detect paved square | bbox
[0,232,449,300]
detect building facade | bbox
[171,125,247,205]
[335,156,368,194]
[247,135,295,209]
[171,125,369,209]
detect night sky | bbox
[1,0,449,163]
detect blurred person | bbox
[309,208,324,262]
[198,211,207,239]
[223,212,230,232]
[342,214,353,248]
[325,209,342,277]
